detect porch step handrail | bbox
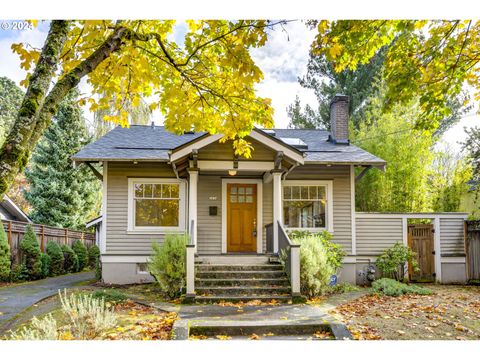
[277,221,301,296]
[186,219,196,298]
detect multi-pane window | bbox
[283,185,327,229]
[229,185,254,203]
[133,182,180,227]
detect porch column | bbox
[188,169,198,248]
[272,171,282,254]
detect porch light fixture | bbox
[228,169,237,176]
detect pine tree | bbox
[24,90,101,229]
[20,225,42,280]
[0,224,11,281]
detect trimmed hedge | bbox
[0,224,11,281]
[61,244,78,273]
[19,225,42,280]
[72,240,88,271]
[46,241,64,276]
[88,245,100,269]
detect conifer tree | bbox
[0,224,11,281]
[24,90,101,229]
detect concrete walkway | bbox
[145,290,368,340]
[0,271,95,333]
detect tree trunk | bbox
[0,20,71,197]
[0,22,130,199]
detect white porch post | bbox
[188,169,198,248]
[272,171,282,254]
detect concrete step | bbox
[193,294,292,304]
[188,320,333,338]
[195,278,290,287]
[196,264,284,272]
[196,270,286,279]
[197,255,278,265]
[196,286,291,296]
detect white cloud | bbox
[250,20,318,127]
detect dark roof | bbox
[72,125,386,166]
[73,125,206,162]
[0,195,31,223]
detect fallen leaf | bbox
[249,333,261,340]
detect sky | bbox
[0,19,478,153]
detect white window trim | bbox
[127,178,186,233]
[282,180,334,233]
[221,178,263,254]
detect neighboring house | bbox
[0,195,31,223]
[73,95,468,297]
[85,215,103,247]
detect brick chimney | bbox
[329,94,350,144]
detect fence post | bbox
[41,225,45,252]
[8,221,12,249]
[65,228,68,245]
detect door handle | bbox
[253,219,257,237]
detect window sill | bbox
[126,228,185,235]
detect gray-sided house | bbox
[73,95,468,301]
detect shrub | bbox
[9,313,59,340]
[19,225,42,280]
[375,242,419,282]
[92,289,127,304]
[10,289,118,340]
[10,263,29,282]
[46,241,64,276]
[61,245,78,273]
[88,244,100,269]
[95,258,102,281]
[40,253,51,278]
[148,233,188,299]
[372,278,433,297]
[285,233,335,298]
[72,240,88,271]
[289,230,346,272]
[0,224,11,281]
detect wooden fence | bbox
[465,220,480,282]
[1,220,96,265]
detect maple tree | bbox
[0,20,278,198]
[312,20,479,130]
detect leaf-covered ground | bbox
[330,285,480,340]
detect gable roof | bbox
[0,195,31,223]
[72,125,386,167]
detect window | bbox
[282,181,333,231]
[128,178,185,232]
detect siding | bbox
[440,218,465,255]
[197,175,222,254]
[356,217,403,255]
[198,137,276,161]
[287,165,353,254]
[106,162,178,254]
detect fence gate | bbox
[408,224,435,282]
[466,220,480,282]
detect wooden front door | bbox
[227,183,257,252]
[408,224,435,282]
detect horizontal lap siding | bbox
[106,162,177,255]
[287,165,352,254]
[263,181,273,252]
[440,218,465,255]
[197,176,222,254]
[356,217,403,255]
[198,137,276,161]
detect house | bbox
[72,95,468,299]
[0,195,31,223]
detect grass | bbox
[331,284,480,340]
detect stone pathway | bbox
[0,271,95,334]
